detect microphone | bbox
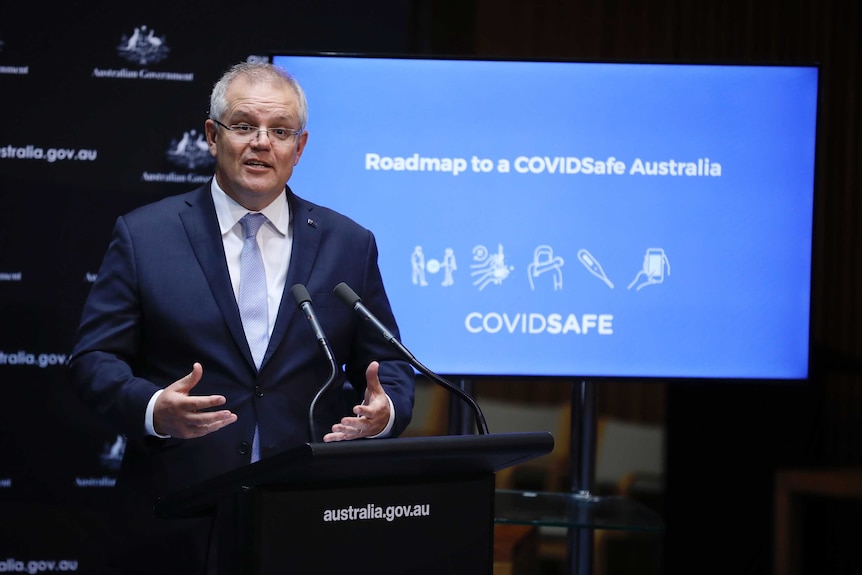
[291,284,339,442]
[333,282,489,435]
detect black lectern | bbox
[156,432,553,575]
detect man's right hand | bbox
[153,362,237,438]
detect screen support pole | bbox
[568,379,597,575]
[448,378,476,435]
[446,377,596,575]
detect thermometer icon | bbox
[577,249,614,289]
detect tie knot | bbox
[240,213,267,239]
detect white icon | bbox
[118,25,170,66]
[577,249,614,289]
[145,28,163,48]
[628,248,671,291]
[175,131,191,154]
[439,248,457,286]
[166,129,214,170]
[527,245,565,291]
[412,246,457,287]
[172,130,208,155]
[125,27,141,50]
[411,246,428,286]
[100,435,126,471]
[471,244,513,291]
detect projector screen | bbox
[271,53,818,380]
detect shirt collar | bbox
[210,179,291,237]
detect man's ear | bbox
[293,130,309,166]
[204,119,218,156]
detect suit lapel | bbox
[179,185,257,371]
[263,191,321,367]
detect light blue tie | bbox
[238,213,268,462]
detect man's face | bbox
[205,75,308,211]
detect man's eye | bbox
[232,124,255,133]
[271,128,289,137]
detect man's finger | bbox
[364,376,384,396]
[355,361,385,417]
[365,361,380,387]
[184,394,228,412]
[327,421,357,437]
[169,362,204,393]
[187,409,236,427]
[193,411,237,434]
[164,408,237,439]
[323,431,348,442]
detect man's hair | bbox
[209,61,308,130]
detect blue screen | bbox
[272,54,818,380]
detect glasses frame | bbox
[212,119,303,143]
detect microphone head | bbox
[290,284,312,307]
[333,282,361,307]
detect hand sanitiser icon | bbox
[577,249,614,289]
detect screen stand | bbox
[567,379,597,575]
[447,377,596,572]
[449,377,596,572]
[450,378,660,575]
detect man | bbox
[68,61,415,574]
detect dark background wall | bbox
[0,1,416,571]
[1,1,860,573]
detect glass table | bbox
[494,490,664,575]
[495,489,664,532]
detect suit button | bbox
[239,441,250,455]
[255,385,264,398]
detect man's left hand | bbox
[324,361,389,441]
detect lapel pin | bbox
[307,218,318,228]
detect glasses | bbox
[213,119,302,144]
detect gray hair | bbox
[209,61,308,130]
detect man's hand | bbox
[324,361,390,442]
[153,362,237,438]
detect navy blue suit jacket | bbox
[69,183,415,502]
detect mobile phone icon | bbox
[628,248,671,291]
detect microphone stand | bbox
[407,354,489,435]
[333,282,489,435]
[306,345,339,443]
[290,284,341,442]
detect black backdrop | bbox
[5,1,861,574]
[0,1,415,570]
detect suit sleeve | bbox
[343,231,415,437]
[68,216,161,440]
